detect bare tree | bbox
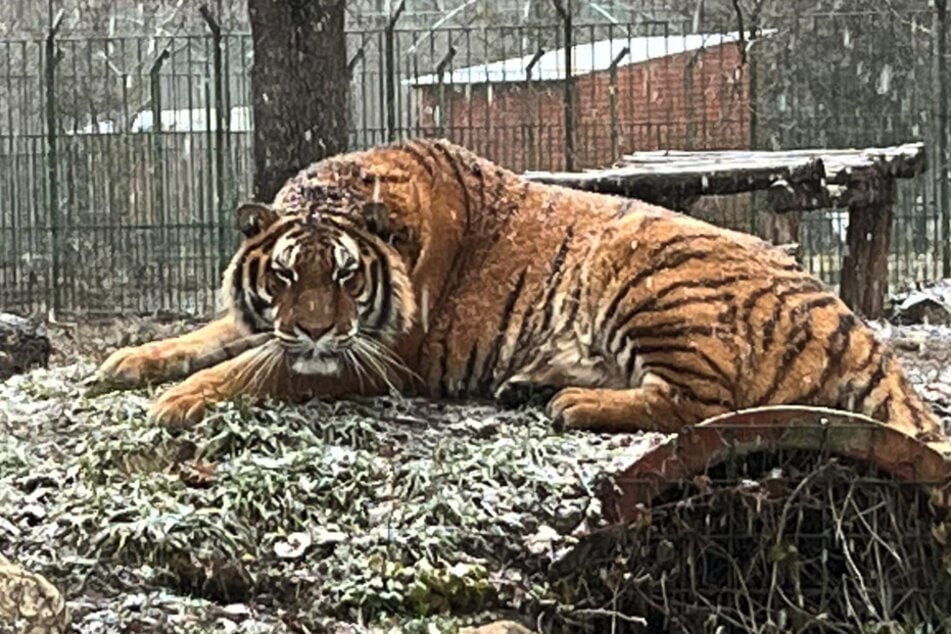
[248,0,349,201]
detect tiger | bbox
[93,137,944,441]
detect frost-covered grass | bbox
[0,340,657,632]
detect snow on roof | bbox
[407,30,775,87]
[130,106,252,133]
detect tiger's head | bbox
[222,200,417,377]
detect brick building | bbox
[407,32,755,172]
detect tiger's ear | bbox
[363,201,392,240]
[235,202,279,238]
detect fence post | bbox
[608,46,629,163]
[747,23,760,237]
[523,48,545,169]
[385,0,406,143]
[552,0,574,170]
[201,4,230,282]
[149,48,170,307]
[936,0,950,279]
[44,11,64,318]
[434,46,456,138]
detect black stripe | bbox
[397,141,436,177]
[600,236,742,327]
[431,141,473,232]
[539,227,575,333]
[853,350,888,408]
[828,312,856,368]
[801,312,855,405]
[492,165,508,213]
[505,301,538,378]
[641,360,731,393]
[608,273,756,352]
[634,343,734,387]
[619,323,721,344]
[477,268,528,394]
[872,396,892,422]
[471,157,487,216]
[652,290,737,314]
[615,198,637,219]
[462,343,480,395]
[370,244,393,332]
[759,283,826,351]
[242,257,270,326]
[557,285,583,336]
[757,296,839,404]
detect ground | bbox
[1,316,950,633]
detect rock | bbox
[0,313,51,381]
[0,554,69,633]
[459,620,535,634]
[889,279,951,326]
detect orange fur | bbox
[94,139,944,440]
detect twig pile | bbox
[549,448,951,633]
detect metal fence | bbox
[1,6,949,318]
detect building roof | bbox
[407,30,774,87]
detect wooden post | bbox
[839,178,895,319]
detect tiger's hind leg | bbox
[548,376,724,434]
[93,316,267,390]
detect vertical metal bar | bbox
[747,22,759,236]
[150,48,170,311]
[936,0,950,278]
[608,47,629,163]
[385,0,406,143]
[552,0,574,170]
[347,43,366,146]
[201,5,227,289]
[435,46,456,138]
[523,48,545,170]
[45,10,63,317]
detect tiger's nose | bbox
[295,324,333,340]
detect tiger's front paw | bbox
[148,382,218,429]
[92,344,189,391]
[547,387,609,431]
[494,379,560,409]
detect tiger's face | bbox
[223,201,416,377]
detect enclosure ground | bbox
[1,317,950,633]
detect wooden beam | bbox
[523,156,825,208]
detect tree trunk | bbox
[248,0,348,202]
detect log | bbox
[0,313,52,381]
[523,156,825,210]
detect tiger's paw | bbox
[92,344,189,392]
[494,379,560,409]
[148,382,218,429]
[547,387,610,431]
